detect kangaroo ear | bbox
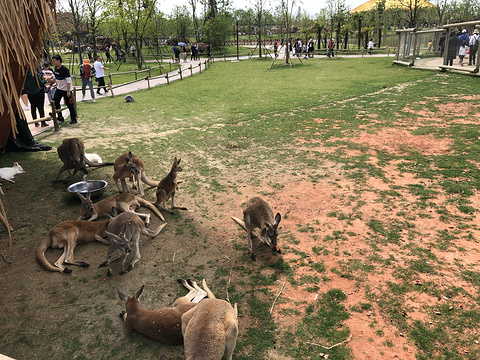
[134,285,145,299]
[177,158,181,165]
[274,213,281,225]
[117,288,127,301]
[128,151,133,159]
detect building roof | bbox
[351,0,435,12]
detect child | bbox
[458,39,469,66]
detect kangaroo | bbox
[77,191,166,225]
[232,196,282,261]
[153,157,187,214]
[36,219,110,273]
[117,279,214,345]
[0,162,25,184]
[99,212,166,275]
[52,138,114,185]
[182,283,238,360]
[112,152,158,197]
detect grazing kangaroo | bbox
[232,196,282,261]
[153,157,187,214]
[117,279,214,345]
[77,191,165,224]
[52,138,114,185]
[99,212,166,275]
[36,219,110,273]
[113,152,158,197]
[182,283,238,360]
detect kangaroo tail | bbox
[84,158,115,168]
[142,223,167,237]
[140,172,159,187]
[137,197,165,221]
[36,236,63,273]
[231,216,247,232]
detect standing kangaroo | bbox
[112,152,158,197]
[77,191,165,224]
[153,157,187,214]
[52,138,113,185]
[36,219,110,273]
[99,212,166,275]
[117,279,214,345]
[182,282,238,360]
[232,196,282,261]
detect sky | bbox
[159,0,367,18]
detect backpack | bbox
[82,64,91,79]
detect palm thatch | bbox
[0,0,56,147]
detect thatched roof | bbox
[351,0,435,12]
[0,0,55,147]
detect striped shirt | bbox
[53,65,72,91]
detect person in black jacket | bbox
[23,67,48,127]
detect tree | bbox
[171,5,193,43]
[397,0,433,27]
[84,0,104,59]
[252,0,269,57]
[278,0,296,64]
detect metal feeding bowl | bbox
[67,180,107,199]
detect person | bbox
[328,38,335,58]
[308,39,314,58]
[427,40,432,52]
[206,44,211,58]
[86,45,92,61]
[191,44,196,61]
[458,29,469,50]
[94,55,109,95]
[439,33,446,57]
[368,39,374,55]
[79,59,96,102]
[468,29,479,66]
[182,46,187,62]
[458,39,468,66]
[52,54,77,125]
[172,46,180,62]
[42,62,56,104]
[105,46,112,63]
[447,31,458,66]
[274,40,278,58]
[23,68,48,127]
[130,44,136,58]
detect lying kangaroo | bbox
[117,279,214,345]
[153,157,187,214]
[182,285,238,360]
[112,152,158,197]
[77,191,165,224]
[36,219,110,273]
[99,212,166,275]
[52,138,114,185]
[232,196,282,261]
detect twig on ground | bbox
[172,251,176,262]
[306,333,353,350]
[226,259,236,304]
[269,282,286,314]
[0,253,12,264]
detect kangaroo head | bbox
[124,152,140,176]
[106,226,131,257]
[260,213,282,253]
[77,192,96,219]
[172,157,182,173]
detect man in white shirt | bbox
[93,55,109,95]
[469,29,479,66]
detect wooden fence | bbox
[29,60,211,131]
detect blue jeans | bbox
[82,78,95,99]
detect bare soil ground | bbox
[0,97,479,360]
